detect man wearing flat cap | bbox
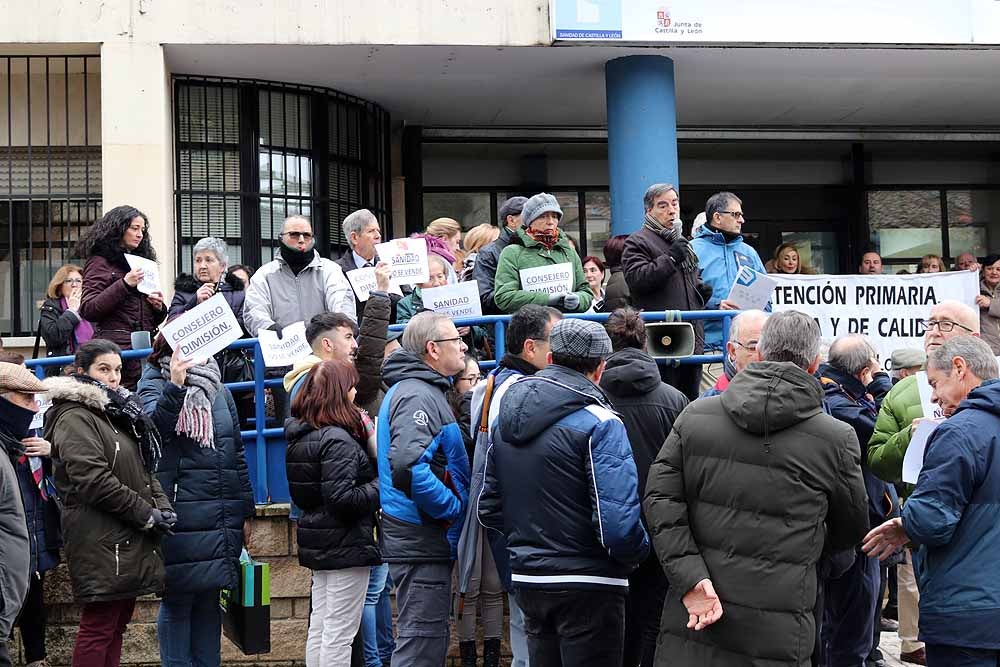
[479,318,649,666]
[0,362,47,667]
[889,348,926,384]
[473,196,527,314]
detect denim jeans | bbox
[157,590,223,667]
[376,570,396,665]
[362,564,392,667]
[509,593,530,667]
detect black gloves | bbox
[149,508,178,535]
[668,237,692,266]
[696,281,714,305]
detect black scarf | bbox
[643,212,699,274]
[280,245,316,275]
[72,374,162,473]
[0,395,36,443]
[706,222,741,243]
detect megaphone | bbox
[644,322,696,359]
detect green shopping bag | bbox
[221,549,271,655]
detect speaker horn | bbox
[644,322,696,359]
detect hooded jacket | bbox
[137,366,255,593]
[902,379,1000,649]
[867,374,922,487]
[376,349,471,563]
[478,364,650,591]
[44,377,173,603]
[599,347,688,501]
[79,243,168,388]
[0,415,31,639]
[690,224,767,350]
[643,362,869,666]
[243,249,356,336]
[168,272,247,332]
[285,419,381,571]
[492,228,593,314]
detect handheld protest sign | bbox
[375,238,429,286]
[124,254,161,295]
[518,262,574,295]
[258,321,312,368]
[422,280,483,319]
[160,292,243,361]
[346,266,403,302]
[727,266,776,311]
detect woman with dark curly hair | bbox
[76,205,167,389]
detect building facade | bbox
[2,0,1000,341]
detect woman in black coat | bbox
[37,264,95,376]
[137,332,255,667]
[599,308,689,667]
[285,359,380,665]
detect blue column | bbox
[605,55,678,236]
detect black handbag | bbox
[217,347,254,384]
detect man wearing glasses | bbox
[690,192,767,392]
[244,214,355,417]
[701,309,769,397]
[868,300,980,667]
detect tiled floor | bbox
[879,630,915,667]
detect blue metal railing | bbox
[25,309,733,504]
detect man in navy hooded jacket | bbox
[865,336,1000,667]
[479,318,649,667]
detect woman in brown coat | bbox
[44,339,174,667]
[77,205,167,389]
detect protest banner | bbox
[519,262,574,295]
[728,267,776,311]
[346,266,403,302]
[770,271,979,371]
[375,238,429,286]
[422,280,483,319]
[258,321,312,368]
[124,254,161,295]
[160,293,243,361]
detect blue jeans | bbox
[157,589,223,667]
[361,564,395,667]
[926,645,1000,667]
[509,592,529,667]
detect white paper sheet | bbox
[124,254,161,295]
[902,418,942,484]
[159,292,243,361]
[727,266,776,311]
[519,263,574,295]
[258,321,312,368]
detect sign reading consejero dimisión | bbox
[551,0,1000,44]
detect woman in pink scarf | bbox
[413,217,463,283]
[38,264,95,376]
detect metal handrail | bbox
[25,309,733,504]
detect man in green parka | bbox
[493,193,593,314]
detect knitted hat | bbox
[520,193,563,228]
[0,362,47,394]
[498,196,528,222]
[549,319,612,360]
[889,348,926,371]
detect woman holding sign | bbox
[137,329,255,667]
[77,205,167,389]
[493,193,593,315]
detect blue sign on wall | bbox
[553,0,623,39]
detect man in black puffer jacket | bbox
[600,308,689,667]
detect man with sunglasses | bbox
[690,192,767,392]
[868,300,980,666]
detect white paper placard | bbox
[346,266,403,303]
[902,418,942,484]
[29,394,51,431]
[728,266,776,311]
[160,292,243,361]
[258,321,312,368]
[124,254,161,295]
[915,371,946,420]
[375,238,430,286]
[519,262,574,295]
[421,280,483,319]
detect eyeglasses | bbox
[458,374,482,385]
[281,231,314,241]
[732,340,758,352]
[721,211,745,219]
[63,277,83,285]
[432,336,463,345]
[921,319,974,333]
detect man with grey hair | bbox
[335,208,396,323]
[817,334,899,667]
[864,335,1000,667]
[623,183,710,400]
[690,192,767,390]
[644,310,868,666]
[702,309,769,397]
[868,299,981,665]
[376,311,471,667]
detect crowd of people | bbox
[0,186,997,667]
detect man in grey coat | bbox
[644,311,869,667]
[472,196,527,314]
[0,363,48,667]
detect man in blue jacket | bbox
[479,318,649,667]
[690,192,766,387]
[377,311,472,667]
[864,336,1000,666]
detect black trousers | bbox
[659,362,702,402]
[624,556,668,667]
[15,571,47,663]
[515,588,626,667]
[823,552,879,667]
